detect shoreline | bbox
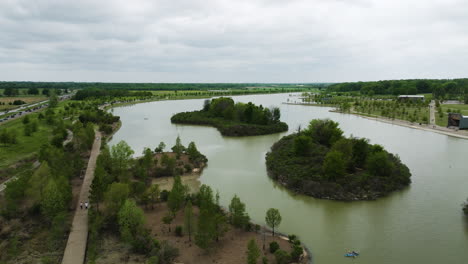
[284,102,468,140]
[343,110,468,140]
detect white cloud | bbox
[0,0,467,82]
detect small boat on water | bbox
[344,251,359,257]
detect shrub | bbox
[175,225,183,237]
[274,250,291,264]
[184,164,193,173]
[269,241,280,253]
[290,245,303,262]
[160,190,169,202]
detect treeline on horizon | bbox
[0,82,327,91]
[328,78,468,98]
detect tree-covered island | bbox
[266,119,412,201]
[171,97,288,136]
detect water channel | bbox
[109,93,468,264]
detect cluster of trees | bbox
[328,79,468,100]
[463,199,468,215]
[353,99,430,123]
[1,86,63,97]
[0,129,17,145]
[171,98,288,136]
[266,119,412,200]
[73,88,153,100]
[1,81,320,92]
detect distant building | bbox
[397,95,425,102]
[447,113,468,129]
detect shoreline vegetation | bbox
[85,137,310,264]
[171,97,288,136]
[266,119,412,201]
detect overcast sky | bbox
[0,0,467,83]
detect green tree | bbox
[90,165,106,211]
[49,91,59,108]
[111,140,134,181]
[118,199,145,243]
[171,136,185,159]
[184,200,195,242]
[168,175,187,213]
[41,179,67,222]
[147,184,160,209]
[141,147,154,180]
[246,239,261,264]
[104,182,130,219]
[322,150,346,181]
[195,185,216,250]
[366,151,394,177]
[27,162,51,202]
[265,208,282,237]
[293,135,312,156]
[154,141,166,153]
[163,212,174,232]
[229,195,250,229]
[304,119,343,147]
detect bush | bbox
[269,241,280,253]
[290,244,303,262]
[160,190,169,202]
[274,250,291,264]
[184,164,193,173]
[175,225,183,237]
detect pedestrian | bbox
[85,201,88,209]
[80,202,83,209]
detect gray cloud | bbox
[0,0,467,82]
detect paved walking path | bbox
[61,131,101,264]
[429,100,436,125]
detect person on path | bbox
[85,202,88,209]
[80,202,83,209]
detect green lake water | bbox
[110,93,468,264]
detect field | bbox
[435,104,468,127]
[0,96,47,111]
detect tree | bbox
[246,239,261,264]
[90,165,106,211]
[163,212,174,232]
[366,151,394,177]
[322,150,346,181]
[272,107,281,122]
[184,200,195,242]
[171,136,185,159]
[265,208,282,237]
[49,90,59,108]
[104,182,130,219]
[168,175,187,213]
[147,184,160,209]
[155,141,166,153]
[111,141,134,181]
[304,119,343,147]
[141,147,154,180]
[229,195,250,229]
[41,179,67,222]
[195,185,216,250]
[118,199,145,243]
[28,87,39,95]
[293,135,312,156]
[27,162,51,202]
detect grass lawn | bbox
[0,114,53,167]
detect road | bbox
[61,131,101,264]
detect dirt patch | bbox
[95,202,305,264]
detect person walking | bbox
[85,202,88,209]
[80,202,83,209]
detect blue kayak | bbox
[345,252,359,257]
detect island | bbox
[171,97,288,136]
[265,119,412,201]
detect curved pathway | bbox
[61,131,101,264]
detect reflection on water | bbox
[110,93,468,264]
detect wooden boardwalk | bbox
[61,132,101,264]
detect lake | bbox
[110,93,468,264]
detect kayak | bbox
[345,252,359,257]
